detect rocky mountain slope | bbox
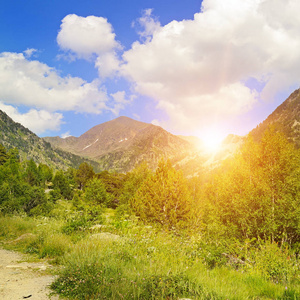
[6,87,300,175]
[251,88,300,146]
[44,116,196,172]
[0,109,100,171]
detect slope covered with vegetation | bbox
[44,116,195,173]
[0,109,100,171]
[251,89,300,147]
[1,124,300,299]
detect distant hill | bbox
[44,116,196,172]
[0,109,100,171]
[251,89,300,146]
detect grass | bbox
[0,211,300,299]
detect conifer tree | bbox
[132,159,194,229]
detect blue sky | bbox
[0,0,299,141]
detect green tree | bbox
[84,178,112,207]
[23,186,47,214]
[75,162,95,190]
[38,163,53,188]
[23,159,39,186]
[204,128,300,245]
[0,144,8,165]
[131,159,194,230]
[119,162,152,206]
[53,170,72,200]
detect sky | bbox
[0,0,299,141]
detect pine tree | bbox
[0,144,8,165]
[132,159,194,230]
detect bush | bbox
[252,241,298,283]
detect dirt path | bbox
[0,248,59,300]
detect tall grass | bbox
[1,213,300,299]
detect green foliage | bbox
[61,207,104,235]
[119,161,152,206]
[96,170,126,201]
[204,129,300,244]
[23,186,47,214]
[75,162,95,189]
[23,159,39,186]
[0,143,8,165]
[37,163,53,187]
[52,170,73,200]
[251,241,299,284]
[131,159,194,229]
[84,177,112,207]
[139,273,204,299]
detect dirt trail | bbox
[0,248,59,300]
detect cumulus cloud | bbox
[110,91,135,115]
[0,52,109,114]
[132,9,161,42]
[57,14,122,78]
[0,102,63,135]
[61,131,71,139]
[0,51,131,134]
[23,48,37,58]
[121,0,300,132]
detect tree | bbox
[75,163,95,190]
[204,128,300,245]
[38,163,53,188]
[0,144,8,165]
[84,178,112,207]
[119,161,152,206]
[23,186,47,214]
[131,159,194,230]
[53,170,72,200]
[23,159,39,186]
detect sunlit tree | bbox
[132,159,194,229]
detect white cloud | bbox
[23,48,37,58]
[57,14,122,78]
[0,52,109,114]
[61,131,71,139]
[57,14,120,58]
[109,91,135,115]
[0,102,63,134]
[132,9,161,42]
[121,0,300,132]
[95,52,120,78]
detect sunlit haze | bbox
[198,129,225,153]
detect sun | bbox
[199,129,225,153]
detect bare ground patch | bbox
[0,248,59,300]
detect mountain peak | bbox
[44,116,192,172]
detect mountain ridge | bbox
[251,88,300,146]
[0,109,100,171]
[44,116,196,172]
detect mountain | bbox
[0,109,100,171]
[251,88,300,146]
[44,116,195,172]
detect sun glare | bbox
[199,130,225,153]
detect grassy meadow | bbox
[0,208,299,300]
[1,129,300,299]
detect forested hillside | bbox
[251,88,300,146]
[1,125,300,299]
[0,109,100,171]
